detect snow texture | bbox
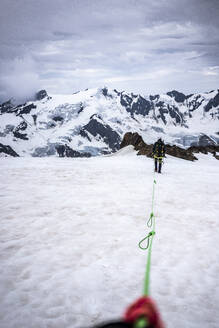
[0,148,219,328]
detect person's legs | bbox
[154,158,158,172]
[158,158,162,173]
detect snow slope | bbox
[0,150,219,328]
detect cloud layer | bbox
[0,0,219,101]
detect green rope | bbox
[147,212,154,228]
[138,177,157,296]
[138,231,155,250]
[134,317,149,328]
[143,229,155,296]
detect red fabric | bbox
[124,296,164,328]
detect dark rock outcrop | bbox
[13,131,28,140]
[168,105,185,124]
[188,144,219,155]
[80,117,121,150]
[120,132,153,157]
[132,96,152,116]
[0,100,36,116]
[120,93,152,117]
[191,134,216,147]
[166,90,187,103]
[120,132,152,153]
[0,100,14,115]
[65,145,91,158]
[150,94,159,101]
[35,90,48,101]
[52,116,64,122]
[32,114,37,125]
[13,121,28,140]
[18,103,36,116]
[198,134,216,147]
[204,90,219,113]
[0,143,19,157]
[120,132,197,161]
[56,144,91,158]
[102,87,113,98]
[56,145,65,157]
[77,103,84,114]
[165,145,197,161]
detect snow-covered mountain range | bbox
[0,87,218,157]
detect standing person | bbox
[152,138,166,173]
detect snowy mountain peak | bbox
[0,87,218,157]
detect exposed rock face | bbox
[167,90,187,103]
[35,90,48,101]
[204,90,219,112]
[120,93,152,116]
[0,100,14,114]
[52,116,64,122]
[13,121,28,140]
[80,117,121,151]
[0,143,19,157]
[101,87,113,98]
[120,132,198,161]
[65,145,91,158]
[165,145,197,161]
[0,100,36,116]
[120,132,152,155]
[56,145,65,157]
[55,144,91,158]
[154,100,186,126]
[188,145,219,155]
[191,134,216,147]
[120,132,153,157]
[198,134,216,147]
[187,95,204,115]
[17,103,36,116]
[32,144,58,157]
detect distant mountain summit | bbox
[0,87,218,157]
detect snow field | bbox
[0,150,219,328]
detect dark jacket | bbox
[153,140,165,157]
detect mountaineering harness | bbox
[123,173,164,328]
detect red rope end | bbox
[124,296,165,328]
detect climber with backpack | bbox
[152,139,166,173]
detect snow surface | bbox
[0,149,219,328]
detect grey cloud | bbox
[152,48,187,55]
[0,56,40,103]
[0,0,219,101]
[159,35,186,40]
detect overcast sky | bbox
[0,0,219,102]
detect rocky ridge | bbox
[120,132,219,161]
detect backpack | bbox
[154,141,165,157]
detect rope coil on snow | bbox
[138,231,155,250]
[147,212,154,228]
